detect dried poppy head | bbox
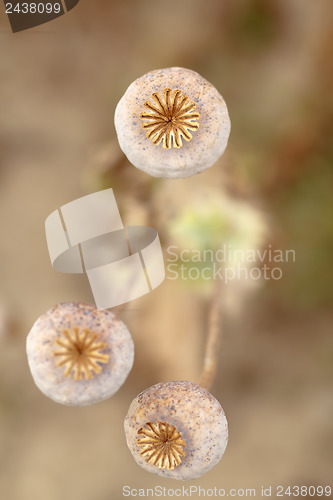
[26,302,134,406]
[115,67,231,178]
[124,381,228,480]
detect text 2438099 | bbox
[5,2,62,14]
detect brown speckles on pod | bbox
[140,88,200,149]
[114,67,231,178]
[54,327,110,381]
[26,302,134,406]
[137,421,186,470]
[124,381,228,480]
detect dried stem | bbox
[198,280,223,391]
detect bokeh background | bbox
[0,1,332,499]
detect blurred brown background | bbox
[0,1,332,499]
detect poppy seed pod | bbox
[115,67,231,178]
[26,302,134,406]
[124,381,228,480]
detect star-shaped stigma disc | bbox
[54,327,109,381]
[140,88,200,149]
[137,421,186,470]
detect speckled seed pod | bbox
[26,302,134,406]
[114,67,231,178]
[124,381,228,480]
